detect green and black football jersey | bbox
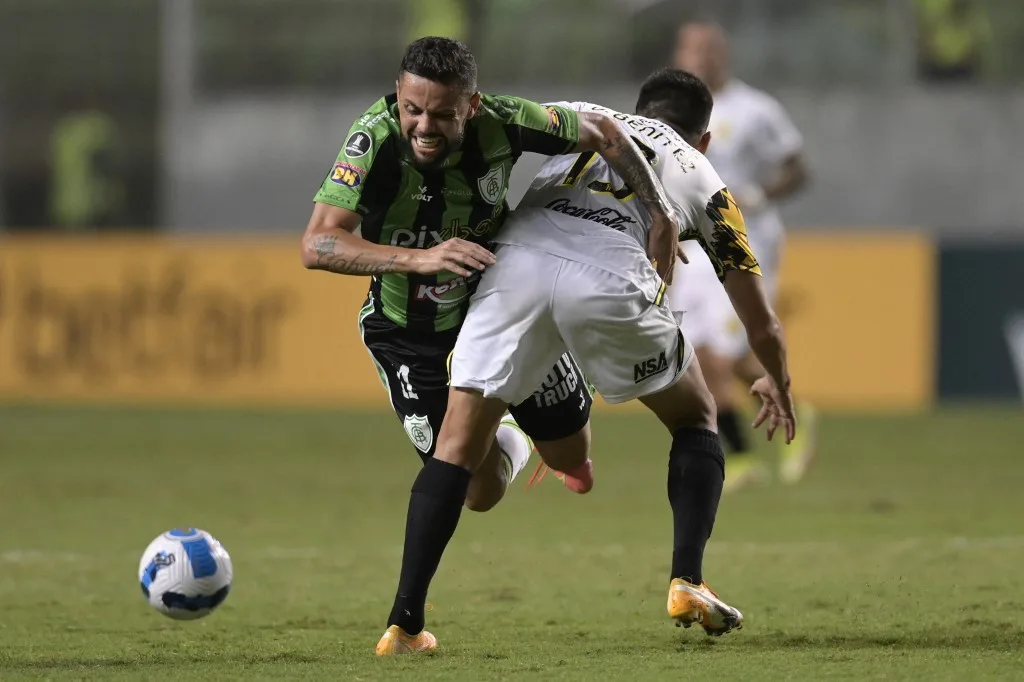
[314,94,580,332]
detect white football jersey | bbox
[496,101,759,297]
[703,80,803,249]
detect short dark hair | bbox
[399,37,478,93]
[635,68,713,144]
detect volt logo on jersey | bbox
[330,162,364,187]
[344,131,372,158]
[411,186,433,202]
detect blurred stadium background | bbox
[1,1,1023,679]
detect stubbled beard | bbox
[401,129,464,170]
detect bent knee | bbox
[435,434,483,469]
[464,493,500,513]
[536,426,591,472]
[661,378,717,434]
[464,461,507,512]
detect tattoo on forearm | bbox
[309,235,397,275]
[602,135,671,212]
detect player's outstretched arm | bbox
[722,270,788,392]
[575,112,680,284]
[722,270,796,442]
[300,202,495,278]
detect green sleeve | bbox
[313,100,395,213]
[484,95,580,156]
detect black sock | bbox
[387,458,471,634]
[667,428,725,585]
[717,409,749,455]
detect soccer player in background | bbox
[671,21,816,491]
[399,68,796,648]
[299,37,681,655]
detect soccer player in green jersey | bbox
[300,37,681,655]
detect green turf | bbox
[1,405,1022,680]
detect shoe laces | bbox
[525,462,566,490]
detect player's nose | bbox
[416,121,438,136]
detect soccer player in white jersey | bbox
[672,21,816,491]
[382,69,796,648]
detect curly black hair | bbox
[399,36,478,93]
[635,67,713,144]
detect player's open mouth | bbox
[413,136,443,153]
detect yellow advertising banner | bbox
[0,233,935,410]
[773,231,935,410]
[0,236,388,407]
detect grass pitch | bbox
[1,405,1022,680]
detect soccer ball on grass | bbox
[138,528,233,620]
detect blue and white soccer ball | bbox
[138,528,233,620]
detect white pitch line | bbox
[3,536,1024,565]
[0,550,89,564]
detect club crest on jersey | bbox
[344,131,372,158]
[330,162,364,187]
[478,165,505,205]
[403,414,433,454]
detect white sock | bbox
[495,414,534,483]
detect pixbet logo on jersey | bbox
[389,219,494,248]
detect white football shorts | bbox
[450,243,694,405]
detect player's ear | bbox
[697,130,712,155]
[466,91,481,119]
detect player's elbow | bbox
[576,112,618,152]
[746,313,783,349]
[300,237,318,270]
[300,232,329,270]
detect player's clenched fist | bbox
[412,238,497,277]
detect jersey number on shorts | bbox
[560,136,657,202]
[397,364,419,400]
